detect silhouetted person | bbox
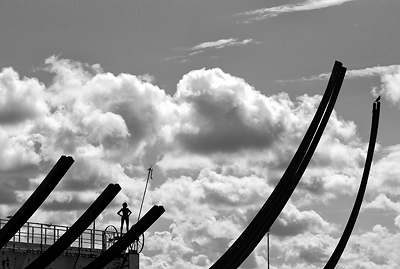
[374,95,381,103]
[117,202,132,234]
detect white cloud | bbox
[138,74,156,84]
[363,194,400,213]
[338,225,400,268]
[270,223,400,268]
[173,68,292,154]
[190,38,256,51]
[378,65,400,106]
[238,0,357,22]
[272,203,337,237]
[369,145,400,195]
[0,67,48,125]
[165,38,259,62]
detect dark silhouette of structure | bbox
[209,61,347,269]
[118,202,132,234]
[324,100,380,269]
[83,205,165,269]
[0,155,164,268]
[0,156,74,249]
[25,183,121,269]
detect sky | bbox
[1,0,400,268]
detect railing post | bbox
[32,226,34,244]
[40,224,43,251]
[92,220,95,249]
[27,223,30,244]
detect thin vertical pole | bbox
[267,230,270,269]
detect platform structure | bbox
[0,218,107,256]
[0,218,131,269]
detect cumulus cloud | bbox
[273,233,334,267]
[271,203,337,238]
[337,225,400,268]
[0,56,170,221]
[173,68,290,154]
[1,56,398,268]
[363,194,400,213]
[237,0,356,22]
[377,65,400,106]
[266,223,400,269]
[368,145,400,195]
[0,67,48,124]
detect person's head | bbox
[122,202,127,208]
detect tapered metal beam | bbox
[0,156,74,249]
[210,62,346,269]
[324,101,380,269]
[265,61,343,211]
[83,205,165,269]
[25,183,121,269]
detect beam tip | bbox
[61,155,75,162]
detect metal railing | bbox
[0,218,104,254]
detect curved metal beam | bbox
[210,62,346,269]
[324,101,380,269]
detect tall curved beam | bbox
[0,155,74,249]
[210,62,347,269]
[83,205,165,269]
[324,101,380,269]
[25,183,121,269]
[258,61,342,219]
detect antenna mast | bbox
[137,167,153,222]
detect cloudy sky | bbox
[1,0,400,268]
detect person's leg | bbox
[120,218,124,234]
[126,218,130,232]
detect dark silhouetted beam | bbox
[25,183,121,269]
[83,205,165,269]
[210,62,343,268]
[0,156,74,249]
[324,101,380,269]
[263,61,343,213]
[210,62,346,269]
[228,65,346,269]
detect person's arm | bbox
[127,209,132,217]
[117,208,122,217]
